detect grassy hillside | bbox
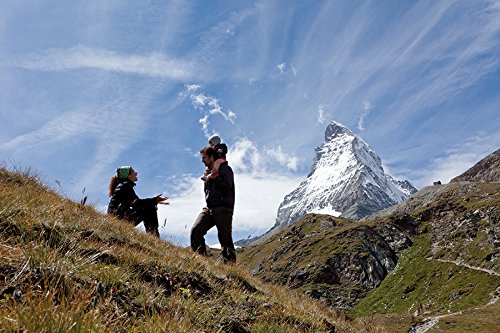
[0,166,380,333]
[239,182,500,332]
[351,234,499,323]
[238,213,418,309]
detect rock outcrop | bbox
[240,213,418,308]
[450,149,500,183]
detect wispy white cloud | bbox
[357,101,373,131]
[183,85,237,137]
[229,138,298,173]
[229,138,263,173]
[285,1,500,136]
[402,131,498,188]
[0,104,147,194]
[13,45,195,80]
[317,104,326,124]
[0,107,142,152]
[277,62,286,74]
[265,146,298,171]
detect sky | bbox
[1,1,499,246]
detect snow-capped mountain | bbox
[274,121,417,227]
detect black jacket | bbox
[204,162,235,209]
[107,179,157,218]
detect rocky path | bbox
[413,257,498,333]
[413,318,439,333]
[428,257,500,277]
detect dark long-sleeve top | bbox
[204,161,235,209]
[107,179,157,218]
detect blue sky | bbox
[1,1,499,245]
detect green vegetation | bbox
[239,214,364,281]
[241,182,500,332]
[351,234,500,317]
[3,165,498,332]
[1,166,377,332]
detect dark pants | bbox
[191,207,236,263]
[124,205,160,237]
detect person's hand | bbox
[155,194,169,205]
[201,168,210,181]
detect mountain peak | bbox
[324,121,353,141]
[274,121,417,229]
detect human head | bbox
[116,166,131,179]
[199,146,219,168]
[116,166,137,182]
[214,143,228,157]
[109,166,137,196]
[208,134,221,147]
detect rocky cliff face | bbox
[450,149,500,183]
[241,213,417,308]
[239,182,500,310]
[274,121,417,228]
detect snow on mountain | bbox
[274,121,417,228]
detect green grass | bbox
[350,234,500,317]
[239,214,366,282]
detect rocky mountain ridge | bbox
[240,181,499,311]
[274,121,417,230]
[239,149,500,331]
[450,148,500,183]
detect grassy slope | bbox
[351,234,499,314]
[239,215,363,283]
[351,183,500,332]
[240,183,500,332]
[0,167,380,333]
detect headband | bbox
[116,166,132,179]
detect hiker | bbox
[107,166,169,237]
[201,134,228,181]
[191,146,236,263]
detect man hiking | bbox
[191,146,236,263]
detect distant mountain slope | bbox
[274,121,417,229]
[450,148,500,183]
[239,181,500,330]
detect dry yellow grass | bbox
[0,166,385,332]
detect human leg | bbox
[190,208,215,255]
[142,207,160,237]
[212,207,236,263]
[126,206,160,237]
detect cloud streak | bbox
[317,105,326,124]
[229,138,298,174]
[357,101,373,131]
[397,131,499,188]
[13,45,195,80]
[183,85,237,137]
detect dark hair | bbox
[108,176,119,197]
[214,143,228,157]
[200,146,219,159]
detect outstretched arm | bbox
[154,194,169,205]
